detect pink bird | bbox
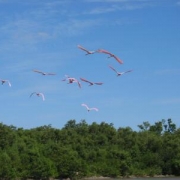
[62,75,81,88]
[33,69,56,75]
[97,49,123,64]
[0,79,11,87]
[81,103,99,112]
[78,45,97,55]
[30,92,45,101]
[109,65,132,76]
[80,77,103,86]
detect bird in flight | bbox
[77,45,97,55]
[109,65,132,76]
[30,92,45,101]
[0,79,11,87]
[80,77,103,86]
[97,49,123,64]
[33,69,56,76]
[81,103,99,112]
[62,75,81,88]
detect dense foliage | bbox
[0,119,180,179]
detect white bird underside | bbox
[30,92,45,101]
[81,103,99,112]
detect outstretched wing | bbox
[76,80,81,88]
[62,75,70,81]
[98,49,112,55]
[109,65,119,74]
[33,69,43,74]
[39,93,45,101]
[94,82,103,85]
[78,45,89,53]
[46,73,56,75]
[33,69,56,75]
[112,55,123,64]
[78,45,96,55]
[81,103,89,110]
[90,107,99,111]
[124,70,133,74]
[80,78,93,85]
[7,80,11,87]
[30,92,36,98]
[98,49,123,64]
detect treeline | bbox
[0,119,180,179]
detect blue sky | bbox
[0,0,179,130]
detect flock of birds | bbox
[1,45,132,112]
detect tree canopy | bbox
[0,118,179,179]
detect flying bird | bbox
[62,75,81,88]
[109,65,132,76]
[0,79,11,87]
[97,49,123,64]
[81,103,99,112]
[77,45,97,55]
[30,92,45,101]
[33,69,56,75]
[80,77,103,86]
